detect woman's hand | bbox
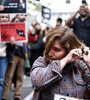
[65,49,82,63]
[60,49,82,71]
[83,47,90,70]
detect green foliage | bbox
[28,0,41,12]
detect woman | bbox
[0,14,10,100]
[1,15,26,100]
[30,26,90,100]
[28,22,44,68]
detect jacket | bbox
[31,56,90,100]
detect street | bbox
[7,75,34,100]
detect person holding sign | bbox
[0,14,10,100]
[1,14,27,100]
[30,26,90,100]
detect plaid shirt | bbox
[31,57,88,100]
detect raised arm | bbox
[65,10,79,27]
[30,57,62,90]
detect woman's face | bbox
[48,40,66,61]
[17,14,26,22]
[0,14,9,23]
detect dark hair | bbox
[57,18,62,23]
[11,15,19,22]
[82,0,87,5]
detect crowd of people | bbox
[0,13,52,100]
[0,14,27,100]
[0,1,90,100]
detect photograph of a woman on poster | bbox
[0,0,26,13]
[19,0,25,9]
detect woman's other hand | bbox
[83,47,90,70]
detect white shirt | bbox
[0,43,7,57]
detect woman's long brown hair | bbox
[44,26,85,59]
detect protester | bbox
[30,26,90,100]
[17,14,27,22]
[2,14,27,100]
[28,20,38,44]
[28,22,44,68]
[2,37,25,100]
[56,17,62,27]
[65,1,90,47]
[11,15,20,23]
[10,15,21,90]
[42,26,52,43]
[0,14,10,100]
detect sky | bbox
[40,0,90,13]
[27,0,90,28]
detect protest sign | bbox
[54,94,84,100]
[0,0,26,13]
[0,23,27,42]
[41,5,51,25]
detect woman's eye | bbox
[54,47,60,52]
[1,16,4,18]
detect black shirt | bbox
[72,16,90,47]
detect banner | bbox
[0,0,26,13]
[41,5,51,25]
[54,94,84,100]
[0,23,27,42]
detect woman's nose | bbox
[48,50,54,57]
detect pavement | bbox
[7,75,34,100]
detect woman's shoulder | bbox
[33,56,46,65]
[31,56,47,70]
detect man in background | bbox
[65,1,90,47]
[65,1,90,99]
[56,17,62,27]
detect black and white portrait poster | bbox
[41,5,51,25]
[0,0,26,13]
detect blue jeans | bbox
[0,57,8,100]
